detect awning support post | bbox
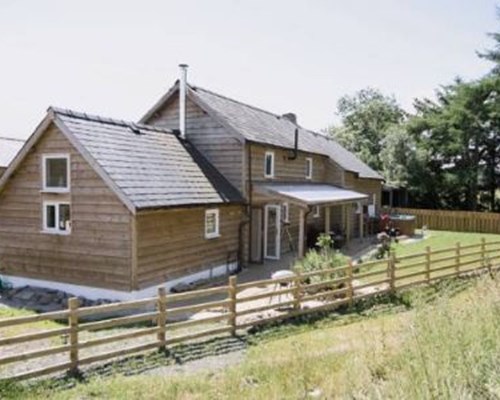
[359,208,364,239]
[345,205,351,245]
[298,208,305,258]
[325,206,331,234]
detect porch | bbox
[250,183,374,263]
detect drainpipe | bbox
[178,63,188,140]
[287,128,299,160]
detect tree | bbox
[478,8,500,75]
[408,77,500,211]
[329,88,406,173]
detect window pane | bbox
[59,204,71,231]
[265,154,273,176]
[206,213,216,234]
[46,158,68,188]
[46,205,56,228]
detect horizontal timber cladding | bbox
[247,143,327,183]
[147,95,244,193]
[135,205,243,289]
[344,172,383,209]
[0,123,133,291]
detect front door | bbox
[264,205,281,260]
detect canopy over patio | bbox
[255,183,368,207]
[254,183,370,258]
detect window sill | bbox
[40,189,70,194]
[41,230,71,236]
[205,234,220,240]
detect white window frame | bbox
[313,205,320,218]
[42,154,70,193]
[282,202,290,223]
[305,157,313,180]
[42,201,71,235]
[205,209,220,239]
[264,151,275,178]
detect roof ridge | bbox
[49,106,175,135]
[190,85,292,122]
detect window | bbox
[43,154,70,192]
[43,202,71,234]
[313,205,320,218]
[282,202,289,223]
[264,151,275,178]
[305,157,313,180]
[205,209,220,239]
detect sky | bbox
[0,0,498,140]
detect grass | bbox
[2,275,498,399]
[392,229,500,257]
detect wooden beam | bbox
[325,206,331,233]
[359,208,364,239]
[346,205,351,244]
[298,208,305,258]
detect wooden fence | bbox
[392,207,500,234]
[1,238,500,382]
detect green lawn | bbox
[392,229,500,257]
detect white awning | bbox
[255,183,368,207]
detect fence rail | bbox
[392,207,500,234]
[1,238,499,381]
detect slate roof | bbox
[188,86,383,180]
[53,108,243,209]
[0,137,24,168]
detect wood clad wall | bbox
[0,124,133,290]
[136,205,242,289]
[325,159,345,186]
[344,172,382,208]
[147,95,244,193]
[247,144,327,183]
[0,167,5,178]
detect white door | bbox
[264,205,281,260]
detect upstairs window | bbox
[43,201,71,234]
[264,151,275,178]
[43,154,70,192]
[305,157,313,180]
[205,209,220,239]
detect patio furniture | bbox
[269,270,296,304]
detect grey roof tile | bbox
[53,108,243,209]
[189,86,383,180]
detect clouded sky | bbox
[0,0,498,139]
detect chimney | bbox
[178,64,188,139]
[282,113,297,124]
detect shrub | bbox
[295,234,346,285]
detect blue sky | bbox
[0,0,498,139]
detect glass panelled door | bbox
[264,205,281,260]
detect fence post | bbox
[68,297,79,376]
[425,246,431,283]
[389,251,396,293]
[292,270,302,311]
[347,258,354,306]
[228,275,237,336]
[157,287,167,352]
[481,237,486,269]
[455,242,461,273]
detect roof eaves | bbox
[139,80,180,124]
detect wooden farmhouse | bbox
[0,66,383,300]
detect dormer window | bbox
[264,151,275,178]
[43,154,70,192]
[305,157,313,180]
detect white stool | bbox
[269,270,296,304]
